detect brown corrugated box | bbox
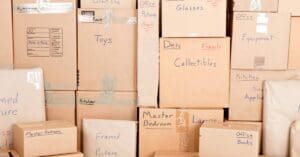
[278,0,300,16]
[13,0,77,90]
[232,0,278,12]
[160,38,230,108]
[289,17,300,69]
[80,0,136,9]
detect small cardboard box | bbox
[76,91,137,149]
[154,151,198,157]
[0,0,13,69]
[81,0,136,9]
[78,9,137,91]
[162,0,227,37]
[278,0,300,16]
[83,119,137,157]
[200,122,261,157]
[289,17,300,70]
[139,108,224,157]
[231,12,290,70]
[232,0,278,12]
[0,68,45,151]
[229,70,300,121]
[13,121,77,157]
[137,0,159,107]
[160,38,230,108]
[46,91,76,125]
[13,0,77,90]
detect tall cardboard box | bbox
[154,151,198,157]
[83,119,137,157]
[13,0,77,90]
[162,0,226,37]
[278,0,300,16]
[80,0,136,9]
[46,91,75,125]
[232,0,278,12]
[162,0,227,37]
[231,12,290,70]
[0,68,45,151]
[137,0,159,107]
[78,9,137,91]
[139,108,224,157]
[160,38,230,108]
[76,91,137,149]
[289,17,300,69]
[229,70,300,121]
[200,123,261,157]
[0,0,13,69]
[13,121,77,157]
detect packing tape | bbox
[15,0,73,14]
[26,70,42,90]
[250,0,262,11]
[256,13,269,33]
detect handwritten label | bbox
[176,4,204,12]
[25,130,63,138]
[235,131,254,146]
[93,0,120,5]
[95,132,120,157]
[244,93,262,103]
[174,57,217,68]
[0,93,19,105]
[142,111,174,129]
[79,98,95,105]
[140,0,157,8]
[95,34,112,46]
[164,40,181,49]
[236,13,254,21]
[241,33,274,43]
[234,73,260,81]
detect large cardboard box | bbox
[13,0,77,90]
[278,0,300,16]
[5,151,83,157]
[76,91,137,149]
[13,121,77,157]
[232,0,278,12]
[200,122,260,157]
[0,68,45,151]
[231,12,290,70]
[162,0,227,37]
[229,70,300,121]
[46,91,75,125]
[81,0,136,9]
[289,17,300,69]
[160,38,230,108]
[154,151,198,157]
[83,119,137,157]
[137,0,159,107]
[139,108,224,157]
[0,0,13,69]
[78,9,137,91]
[263,80,300,157]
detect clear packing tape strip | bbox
[256,13,269,33]
[250,0,262,11]
[15,0,74,14]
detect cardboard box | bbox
[46,91,75,125]
[231,12,290,70]
[0,0,13,69]
[6,151,83,157]
[289,17,300,69]
[13,0,77,90]
[0,68,45,151]
[200,122,260,157]
[263,80,300,157]
[232,0,278,12]
[139,108,224,157]
[160,38,230,108]
[137,0,159,107]
[76,91,137,149]
[78,9,137,91]
[229,70,300,121]
[162,0,227,37]
[83,119,137,157]
[290,120,300,157]
[81,0,136,9]
[278,0,300,16]
[13,121,77,157]
[154,151,198,157]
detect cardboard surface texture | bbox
[46,91,75,125]
[200,123,260,157]
[154,151,198,157]
[263,80,300,157]
[160,38,230,108]
[0,0,13,69]
[290,120,300,157]
[139,108,224,157]
[0,68,45,151]
[278,0,300,16]
[13,121,77,157]
[231,12,290,70]
[233,0,278,12]
[48,152,84,157]
[289,17,300,70]
[137,0,159,107]
[83,119,137,157]
[162,0,227,37]
[78,9,137,91]
[229,70,300,121]
[4,151,83,157]
[81,0,136,9]
[13,0,77,90]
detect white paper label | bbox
[15,0,73,14]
